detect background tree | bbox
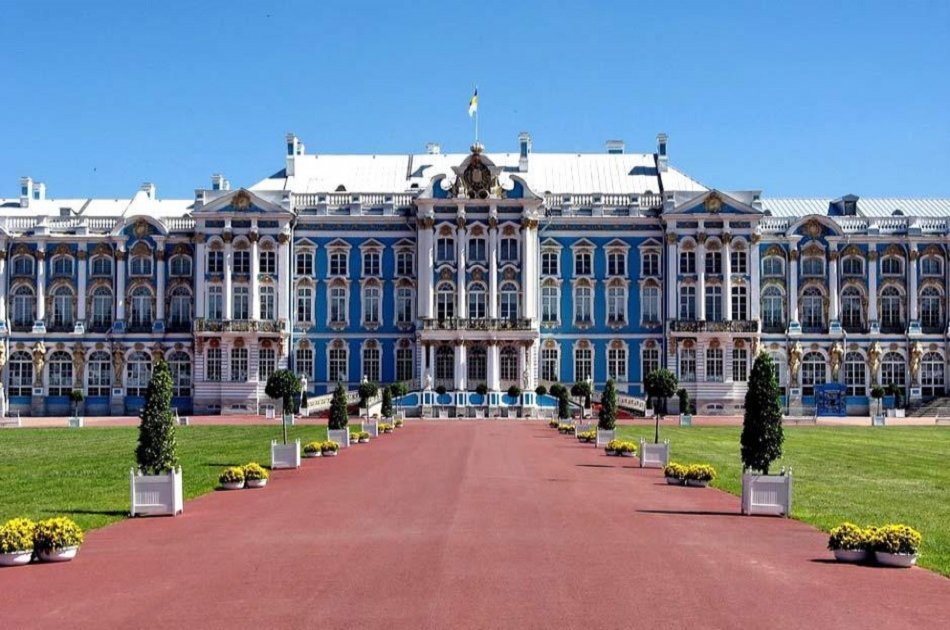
[265,369,302,444]
[871,385,885,416]
[644,368,678,443]
[69,389,85,417]
[557,387,570,420]
[676,388,691,415]
[740,353,785,474]
[328,383,349,430]
[535,385,548,397]
[571,381,593,408]
[358,380,379,408]
[475,382,488,396]
[389,382,409,398]
[507,385,522,399]
[598,379,618,431]
[381,386,394,419]
[135,359,178,474]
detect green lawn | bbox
[616,424,950,576]
[0,425,328,532]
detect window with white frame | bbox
[363,285,381,326]
[469,238,486,262]
[922,256,942,277]
[436,346,455,381]
[129,286,153,329]
[542,250,559,275]
[574,346,592,382]
[436,237,454,262]
[541,346,559,382]
[260,286,276,320]
[170,287,192,328]
[574,250,592,276]
[329,251,348,276]
[705,348,724,382]
[499,237,518,263]
[921,287,943,328]
[881,352,905,388]
[641,285,660,324]
[705,251,722,274]
[881,256,903,276]
[91,287,113,330]
[680,250,696,274]
[12,255,34,276]
[705,286,722,322]
[541,285,559,323]
[328,286,346,324]
[258,348,276,382]
[607,251,626,276]
[206,347,222,382]
[436,282,454,319]
[170,254,192,277]
[259,249,276,274]
[362,345,381,383]
[730,250,748,274]
[51,255,73,277]
[679,285,696,320]
[329,346,347,382]
[396,251,414,276]
[296,347,314,381]
[230,348,248,382]
[469,283,487,319]
[880,287,903,329]
[802,256,824,277]
[297,286,313,323]
[731,286,749,320]
[91,255,112,277]
[500,282,519,320]
[801,352,826,396]
[296,250,314,276]
[607,286,626,324]
[233,286,250,320]
[396,347,414,382]
[207,285,223,320]
[87,351,112,397]
[47,351,73,396]
[642,251,660,276]
[8,351,33,396]
[396,287,414,324]
[732,348,748,382]
[921,352,944,397]
[607,345,627,382]
[801,287,824,330]
[762,286,784,330]
[126,352,152,397]
[679,348,696,382]
[842,256,863,276]
[467,346,487,383]
[574,285,593,324]
[763,256,784,277]
[362,250,381,276]
[841,287,864,330]
[51,286,74,329]
[233,250,250,275]
[11,285,34,328]
[207,250,224,274]
[131,253,152,276]
[844,352,865,397]
[169,351,192,396]
[642,347,659,379]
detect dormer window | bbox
[844,200,857,215]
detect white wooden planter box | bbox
[271,439,301,469]
[574,422,593,437]
[872,415,886,427]
[638,439,670,468]
[68,416,84,428]
[327,429,351,449]
[886,409,905,418]
[130,467,184,517]
[741,472,793,517]
[595,429,615,447]
[679,414,692,427]
[362,419,379,437]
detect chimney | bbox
[20,176,33,207]
[211,173,230,191]
[656,133,668,172]
[605,139,625,155]
[140,182,156,199]
[518,132,531,172]
[286,133,302,176]
[33,181,47,201]
[425,142,441,155]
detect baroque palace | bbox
[2,133,949,417]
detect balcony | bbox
[193,319,283,333]
[421,317,534,331]
[670,319,760,334]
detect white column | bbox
[723,233,733,320]
[488,222,499,318]
[0,251,7,324]
[518,344,527,387]
[35,250,46,323]
[868,250,878,328]
[428,343,436,384]
[522,219,539,320]
[909,246,919,322]
[155,251,165,323]
[788,250,799,326]
[115,248,126,322]
[487,342,500,391]
[455,343,467,391]
[77,252,87,326]
[666,234,677,317]
[250,233,261,320]
[277,235,290,322]
[417,218,434,319]
[696,237,706,320]
[418,342,427,389]
[456,225,466,320]
[750,236,761,321]
[194,236,206,319]
[828,249,839,323]
[223,237,233,320]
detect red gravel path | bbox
[1,421,947,629]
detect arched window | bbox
[260,285,276,321]
[844,352,866,397]
[126,352,152,397]
[500,282,519,320]
[575,285,593,324]
[7,351,33,397]
[802,256,825,277]
[230,347,248,382]
[881,352,905,388]
[574,345,593,382]
[50,286,75,330]
[396,287,413,324]
[801,352,826,396]
[12,285,35,329]
[207,285,224,320]
[328,345,346,382]
[921,256,943,277]
[12,255,34,277]
[327,285,345,324]
[842,256,864,277]
[541,344,560,382]
[362,345,381,382]
[298,286,315,323]
[435,346,454,382]
[91,255,113,277]
[131,252,152,276]
[169,287,193,330]
[468,283,487,319]
[129,286,154,330]
[608,344,627,382]
[761,286,785,331]
[91,286,114,331]
[169,254,192,277]
[921,287,943,330]
[641,285,660,324]
[51,255,74,277]
[841,287,864,331]
[467,346,487,383]
[168,351,192,397]
[436,282,455,320]
[607,286,626,324]
[921,352,944,398]
[500,346,519,382]
[880,286,903,331]
[362,285,380,326]
[87,351,112,397]
[881,256,903,276]
[762,256,784,277]
[801,287,824,331]
[297,346,315,381]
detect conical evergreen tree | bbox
[740,353,785,474]
[381,387,394,418]
[598,379,618,430]
[557,388,570,420]
[135,359,178,474]
[329,383,349,430]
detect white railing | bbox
[293,192,415,212]
[164,217,195,232]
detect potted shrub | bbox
[243,463,269,488]
[507,384,522,399]
[548,419,560,429]
[303,441,323,458]
[872,524,922,567]
[358,379,379,411]
[557,422,573,434]
[535,385,548,397]
[219,466,245,490]
[358,431,371,444]
[394,418,404,429]
[69,389,85,426]
[605,439,622,456]
[436,385,447,396]
[685,464,716,487]
[131,359,184,517]
[265,369,303,468]
[571,381,593,415]
[677,388,692,426]
[828,522,871,563]
[381,422,394,433]
[885,384,905,418]
[644,369,678,444]
[596,379,618,447]
[740,353,791,516]
[327,383,351,448]
[664,462,687,485]
[870,386,885,426]
[321,440,340,457]
[618,441,637,458]
[381,387,394,422]
[0,517,36,567]
[33,517,84,563]
[475,382,489,396]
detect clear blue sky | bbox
[2,0,948,199]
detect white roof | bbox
[0,190,193,218]
[762,198,950,219]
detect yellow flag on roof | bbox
[468,88,478,117]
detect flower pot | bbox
[220,481,245,490]
[323,450,339,457]
[874,551,917,568]
[303,451,322,458]
[686,479,709,487]
[38,546,79,563]
[359,438,369,443]
[620,451,635,458]
[245,478,267,489]
[665,477,684,485]
[604,449,616,456]
[833,549,869,563]
[0,550,33,567]
[384,428,394,434]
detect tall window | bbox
[129,287,153,330]
[207,286,223,320]
[541,347,559,382]
[607,345,627,382]
[169,287,192,329]
[801,287,824,331]
[51,286,75,330]
[642,347,659,380]
[921,287,942,329]
[363,251,380,276]
[705,286,722,322]
[362,346,381,382]
[541,285,559,323]
[641,286,660,324]
[8,351,33,396]
[469,284,487,319]
[12,286,34,328]
[642,252,660,276]
[230,348,248,382]
[431,346,452,382]
[574,286,593,324]
[296,347,314,381]
[844,352,866,397]
[921,352,944,397]
[499,237,518,262]
[396,347,414,382]
[574,251,592,276]
[296,251,314,276]
[206,348,222,382]
[880,287,903,330]
[363,286,380,326]
[679,251,696,274]
[169,352,192,396]
[731,286,748,320]
[87,351,112,397]
[47,351,73,396]
[679,348,696,382]
[468,346,487,383]
[91,255,112,277]
[607,286,626,324]
[396,251,413,276]
[329,251,348,276]
[801,352,826,396]
[573,346,592,382]
[260,286,276,320]
[396,287,413,324]
[259,249,276,274]
[126,352,152,397]
[233,250,250,275]
[730,250,748,274]
[607,252,626,276]
[542,251,559,275]
[258,348,276,382]
[841,287,864,331]
[233,286,250,320]
[763,256,784,277]
[705,348,723,382]
[762,286,785,331]
[469,238,487,262]
[329,346,347,382]
[328,287,346,324]
[297,287,313,323]
[705,251,721,274]
[732,348,748,382]
[436,283,454,320]
[500,283,519,320]
[802,256,824,277]
[679,286,696,320]
[881,352,905,388]
[170,255,192,277]
[207,250,224,274]
[436,237,454,262]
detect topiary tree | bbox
[740,353,784,475]
[871,385,885,416]
[381,387,394,419]
[299,390,309,414]
[69,389,85,417]
[677,388,691,415]
[436,385,447,396]
[328,383,349,430]
[358,380,379,408]
[598,379,617,431]
[557,387,570,420]
[644,368,678,444]
[507,385,522,399]
[549,383,564,398]
[265,369,302,444]
[885,383,904,410]
[475,382,488,396]
[389,382,409,398]
[535,385,548,397]
[571,381,593,408]
[135,360,178,474]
